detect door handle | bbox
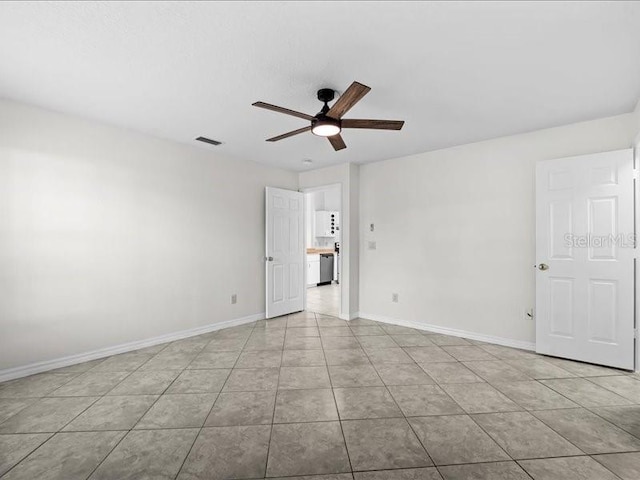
[265,256,274,262]
[538,263,549,271]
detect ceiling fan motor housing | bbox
[317,88,335,104]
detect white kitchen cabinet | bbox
[315,211,339,237]
[307,254,320,286]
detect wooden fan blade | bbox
[253,101,313,121]
[327,81,371,119]
[328,134,347,151]
[266,126,312,142]
[342,119,405,130]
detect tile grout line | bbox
[583,374,640,403]
[513,455,621,480]
[81,337,204,479]
[453,357,640,478]
[0,431,54,479]
[359,329,495,474]
[172,318,257,480]
[35,364,157,478]
[0,348,166,479]
[359,325,510,473]
[584,402,640,438]
[434,347,640,467]
[534,378,633,411]
[436,368,596,472]
[262,318,286,478]
[321,312,356,476]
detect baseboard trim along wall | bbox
[0,312,265,383]
[357,312,536,352]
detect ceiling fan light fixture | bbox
[311,115,341,137]
[253,81,404,151]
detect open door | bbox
[535,149,635,370]
[265,187,304,318]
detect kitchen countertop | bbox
[306,248,336,254]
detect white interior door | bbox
[265,187,304,318]
[536,148,635,370]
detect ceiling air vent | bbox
[195,136,222,146]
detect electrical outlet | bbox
[392,293,399,303]
[231,294,237,305]
[368,241,377,250]
[370,223,375,232]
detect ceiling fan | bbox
[252,81,405,151]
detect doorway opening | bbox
[303,184,341,317]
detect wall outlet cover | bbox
[368,241,377,250]
[231,294,237,304]
[392,293,399,303]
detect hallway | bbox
[306,283,340,317]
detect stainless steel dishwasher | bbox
[319,253,334,286]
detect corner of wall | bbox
[348,163,360,317]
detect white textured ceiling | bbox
[1,1,639,171]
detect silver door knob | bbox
[265,256,274,262]
[538,263,549,271]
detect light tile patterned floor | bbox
[1,312,640,479]
[306,283,340,316]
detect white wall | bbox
[320,184,341,212]
[359,113,636,347]
[348,163,360,316]
[299,164,359,318]
[0,99,297,371]
[633,98,640,147]
[307,185,341,248]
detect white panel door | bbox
[266,187,304,318]
[536,149,635,370]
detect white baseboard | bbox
[358,312,536,351]
[0,312,265,383]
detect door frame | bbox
[300,183,344,318]
[264,186,305,319]
[635,146,640,372]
